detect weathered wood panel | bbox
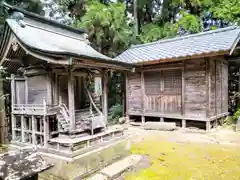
[215,60,222,115]
[127,72,142,113]
[144,69,182,115]
[209,59,216,117]
[15,80,26,104]
[184,59,206,118]
[28,75,47,104]
[222,63,228,113]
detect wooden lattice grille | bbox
[163,69,182,95]
[144,71,161,95]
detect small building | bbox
[117,27,240,130]
[0,3,131,158]
[0,147,52,180]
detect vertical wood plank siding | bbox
[222,63,228,113]
[215,60,222,115]
[126,57,228,121]
[127,72,142,114]
[184,59,207,118]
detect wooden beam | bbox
[43,116,49,148]
[46,73,52,104]
[102,70,108,125]
[11,114,16,141]
[205,58,210,117]
[11,74,15,111]
[125,72,129,118]
[181,61,185,116]
[24,76,28,104]
[32,116,36,145]
[68,69,76,131]
[141,71,145,115]
[21,115,24,143]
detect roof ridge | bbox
[3,2,86,35]
[131,26,239,49]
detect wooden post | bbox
[125,72,129,119]
[43,116,49,148]
[54,73,59,105]
[68,69,75,131]
[182,119,186,128]
[141,71,145,117]
[206,121,211,131]
[11,74,15,111]
[181,61,185,116]
[21,115,25,143]
[24,76,28,104]
[160,117,164,122]
[46,73,52,105]
[32,116,36,145]
[11,114,16,141]
[102,70,108,125]
[141,116,145,124]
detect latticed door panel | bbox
[144,69,182,115]
[162,69,182,114]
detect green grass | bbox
[0,145,8,153]
[125,137,240,180]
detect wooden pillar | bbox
[182,119,186,128]
[102,70,108,125]
[11,114,16,141]
[125,73,129,119]
[46,73,52,105]
[54,73,59,105]
[206,121,211,131]
[68,69,75,131]
[160,117,164,122]
[32,116,36,145]
[24,76,28,104]
[21,115,25,143]
[43,116,49,148]
[141,116,145,124]
[11,74,15,111]
[141,71,145,117]
[181,61,185,116]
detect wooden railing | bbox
[58,103,70,124]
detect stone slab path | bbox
[88,155,142,180]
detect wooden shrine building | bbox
[117,27,240,130]
[0,3,131,158]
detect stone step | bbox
[88,155,142,180]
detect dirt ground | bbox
[125,125,240,145]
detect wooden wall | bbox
[27,75,47,104]
[184,59,206,118]
[126,57,228,121]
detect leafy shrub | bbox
[109,104,123,124]
[232,109,240,124]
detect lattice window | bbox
[144,71,161,95]
[163,69,182,95]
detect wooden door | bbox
[12,76,26,105]
[144,69,182,115]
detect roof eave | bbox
[134,50,230,66]
[3,2,86,34]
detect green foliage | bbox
[233,109,240,124]
[210,0,240,25]
[140,23,178,43]
[109,103,123,124]
[178,12,203,33]
[73,0,133,57]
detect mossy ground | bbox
[125,137,240,180]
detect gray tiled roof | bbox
[116,26,240,64]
